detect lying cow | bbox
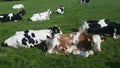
[56,6,64,14]
[3,25,62,48]
[12,4,24,9]
[29,9,52,21]
[81,19,120,39]
[0,9,26,22]
[46,30,105,57]
[81,0,90,4]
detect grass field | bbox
[0,0,120,68]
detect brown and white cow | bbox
[46,31,106,57]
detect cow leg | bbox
[88,50,94,55]
[84,0,86,3]
[113,32,117,39]
[47,44,57,54]
[63,50,70,56]
[81,0,84,3]
[79,51,90,57]
[112,28,118,39]
[73,50,90,57]
[81,0,86,3]
[14,20,17,22]
[47,48,54,54]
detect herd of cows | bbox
[0,4,64,22]
[1,4,120,57]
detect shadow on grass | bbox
[1,40,47,53]
[106,62,120,68]
[35,41,47,52]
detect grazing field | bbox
[0,0,120,68]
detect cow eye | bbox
[47,35,50,38]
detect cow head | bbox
[16,9,26,16]
[90,35,106,52]
[47,9,52,15]
[47,25,62,38]
[56,5,64,14]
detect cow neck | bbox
[83,34,92,51]
[72,31,81,46]
[77,32,92,51]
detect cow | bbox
[0,9,26,22]
[46,30,106,57]
[12,4,24,10]
[2,25,62,48]
[29,9,52,21]
[56,6,64,14]
[81,19,120,39]
[81,0,90,4]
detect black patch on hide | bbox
[22,38,28,45]
[31,33,35,37]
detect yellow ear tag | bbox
[101,39,105,42]
[101,37,106,42]
[87,38,91,42]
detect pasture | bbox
[0,0,120,68]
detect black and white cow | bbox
[0,9,26,22]
[56,6,64,14]
[2,25,62,48]
[81,19,120,39]
[81,0,90,4]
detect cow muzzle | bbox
[96,48,101,52]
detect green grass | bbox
[0,0,120,68]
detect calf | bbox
[3,25,62,48]
[56,6,64,14]
[12,4,24,9]
[81,19,120,39]
[81,0,90,4]
[46,31,105,57]
[0,9,26,22]
[29,9,52,21]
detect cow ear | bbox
[101,37,107,42]
[87,37,91,42]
